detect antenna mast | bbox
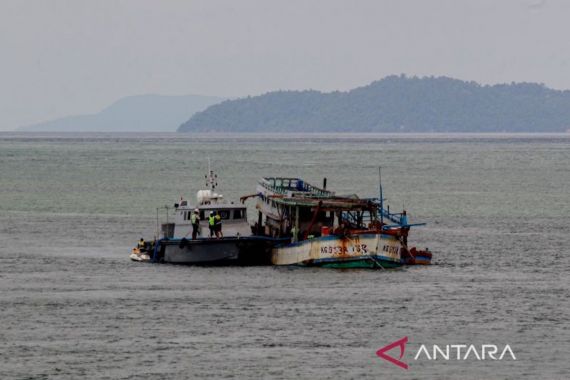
[379,166,384,224]
[205,158,218,190]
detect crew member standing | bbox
[215,211,223,238]
[190,209,200,239]
[400,210,409,246]
[208,211,216,238]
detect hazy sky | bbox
[1,0,569,130]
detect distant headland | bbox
[19,94,223,132]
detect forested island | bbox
[178,75,570,133]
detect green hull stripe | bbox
[301,258,402,269]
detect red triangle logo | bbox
[376,336,409,370]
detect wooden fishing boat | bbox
[245,176,431,268]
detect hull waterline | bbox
[271,234,403,269]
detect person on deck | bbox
[190,209,200,239]
[137,238,146,251]
[208,212,216,238]
[214,211,223,238]
[400,210,408,226]
[400,211,409,246]
[290,225,298,242]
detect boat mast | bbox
[156,207,159,239]
[379,166,384,225]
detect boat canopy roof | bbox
[271,195,377,211]
[260,177,334,197]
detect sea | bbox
[0,132,568,379]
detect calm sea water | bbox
[0,133,569,379]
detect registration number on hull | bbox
[382,245,399,255]
[320,244,368,255]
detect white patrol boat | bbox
[132,166,276,265]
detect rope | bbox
[345,234,386,270]
[367,254,386,270]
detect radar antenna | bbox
[204,158,218,190]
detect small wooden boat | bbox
[401,247,433,265]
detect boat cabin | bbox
[253,177,381,241]
[172,192,250,238]
[176,204,247,224]
[167,166,252,238]
[264,196,380,240]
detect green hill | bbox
[178,76,570,133]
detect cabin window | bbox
[219,210,230,220]
[233,209,243,219]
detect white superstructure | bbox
[172,167,251,238]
